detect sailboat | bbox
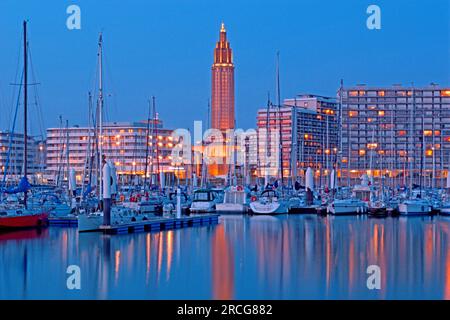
[77,34,151,232]
[0,21,49,229]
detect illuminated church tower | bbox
[211,22,235,130]
[208,23,235,178]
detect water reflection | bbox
[0,215,449,299]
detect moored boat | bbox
[190,189,219,213]
[0,211,49,229]
[216,186,249,213]
[249,190,288,215]
[327,198,368,215]
[398,198,432,216]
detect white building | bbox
[45,120,175,185]
[0,131,45,183]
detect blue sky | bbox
[0,0,449,136]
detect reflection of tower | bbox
[211,225,234,299]
[211,22,235,131]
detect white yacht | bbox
[327,198,368,215]
[398,198,432,216]
[249,189,288,215]
[216,186,249,213]
[190,189,219,213]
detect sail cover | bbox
[4,176,31,194]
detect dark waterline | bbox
[0,214,449,300]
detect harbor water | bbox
[0,214,449,299]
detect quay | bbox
[98,214,220,235]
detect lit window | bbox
[378,110,385,116]
[359,149,366,156]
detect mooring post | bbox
[103,163,111,226]
[176,187,182,218]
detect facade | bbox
[341,85,450,187]
[255,94,339,184]
[45,120,175,184]
[0,131,45,182]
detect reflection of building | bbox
[341,85,450,187]
[45,120,175,183]
[210,23,235,178]
[0,131,45,182]
[255,94,338,182]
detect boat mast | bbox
[98,33,104,201]
[420,105,425,197]
[335,79,344,192]
[153,96,160,186]
[23,20,28,208]
[276,51,284,187]
[265,92,271,186]
[408,85,415,195]
[143,98,152,190]
[81,92,93,197]
[290,97,298,187]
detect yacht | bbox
[327,198,368,215]
[249,189,288,215]
[216,186,249,213]
[190,189,219,213]
[398,198,432,216]
[288,191,321,214]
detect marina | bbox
[0,1,449,303]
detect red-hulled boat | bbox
[0,22,49,232]
[0,212,49,229]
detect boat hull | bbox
[190,201,216,213]
[327,202,367,215]
[368,207,388,218]
[249,202,287,215]
[216,203,248,213]
[78,214,103,232]
[0,213,49,229]
[398,202,431,216]
[288,205,319,214]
